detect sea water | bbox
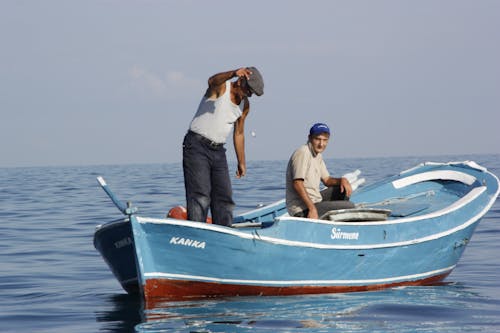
[1,154,499,332]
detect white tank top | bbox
[189,81,243,143]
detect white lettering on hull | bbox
[114,237,133,249]
[330,228,359,240]
[170,237,206,249]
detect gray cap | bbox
[246,66,264,96]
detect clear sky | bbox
[1,0,499,168]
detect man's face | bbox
[240,79,253,97]
[309,133,330,154]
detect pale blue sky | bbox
[1,0,499,168]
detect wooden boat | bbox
[94,161,499,303]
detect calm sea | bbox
[1,154,499,333]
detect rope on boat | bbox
[356,190,435,208]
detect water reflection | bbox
[132,284,497,333]
[95,293,142,333]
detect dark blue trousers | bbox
[293,186,355,218]
[182,131,234,226]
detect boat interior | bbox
[231,168,484,227]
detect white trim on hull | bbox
[144,265,456,286]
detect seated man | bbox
[286,123,355,219]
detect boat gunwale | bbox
[131,162,499,250]
[136,184,489,229]
[94,218,129,233]
[133,185,494,250]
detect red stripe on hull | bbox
[143,272,451,308]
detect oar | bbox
[97,176,137,215]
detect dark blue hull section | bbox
[93,219,138,294]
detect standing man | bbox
[286,123,355,219]
[183,67,264,226]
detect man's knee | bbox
[187,195,211,221]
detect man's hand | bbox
[236,163,246,178]
[306,206,319,219]
[206,68,252,97]
[340,177,353,198]
[235,67,252,80]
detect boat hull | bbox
[131,214,480,300]
[93,219,139,294]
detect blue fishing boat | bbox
[94,161,499,302]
